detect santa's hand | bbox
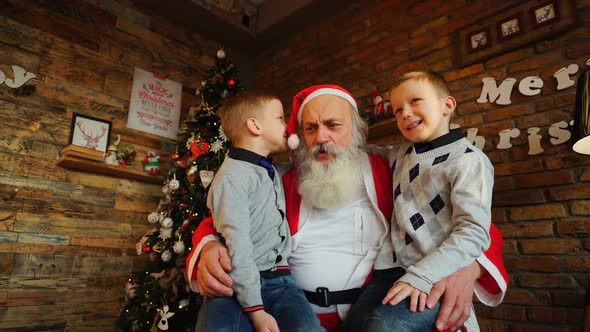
[382,281,427,312]
[196,241,234,297]
[427,262,481,331]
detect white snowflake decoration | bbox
[159,228,173,240]
[218,126,228,142]
[211,139,223,153]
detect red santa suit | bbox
[187,153,508,332]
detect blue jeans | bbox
[196,274,325,332]
[343,267,440,332]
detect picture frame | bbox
[68,113,112,153]
[497,14,523,41]
[531,1,560,28]
[454,0,575,67]
[467,28,491,53]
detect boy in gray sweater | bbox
[197,92,324,332]
[345,71,493,332]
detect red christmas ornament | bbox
[176,157,188,169]
[182,219,190,230]
[171,153,180,161]
[227,79,236,88]
[142,245,152,254]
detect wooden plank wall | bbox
[0,0,217,329]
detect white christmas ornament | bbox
[217,49,226,59]
[161,217,174,229]
[188,165,198,176]
[178,298,190,309]
[199,170,215,188]
[211,139,223,153]
[173,241,185,254]
[161,250,172,262]
[168,179,180,190]
[157,305,175,330]
[148,212,160,224]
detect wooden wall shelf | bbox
[56,156,164,184]
[368,117,396,140]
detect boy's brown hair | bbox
[217,91,278,142]
[390,70,451,98]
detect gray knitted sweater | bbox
[207,148,290,311]
[385,130,493,294]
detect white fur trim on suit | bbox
[297,88,358,123]
[186,234,220,292]
[475,254,508,306]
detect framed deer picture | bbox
[68,113,112,153]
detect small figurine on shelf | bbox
[371,90,386,117]
[143,151,163,175]
[116,145,137,167]
[104,135,120,166]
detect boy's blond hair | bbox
[390,71,451,98]
[218,91,278,142]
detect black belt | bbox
[303,287,363,307]
[260,268,291,279]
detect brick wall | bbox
[255,0,590,331]
[0,0,219,329]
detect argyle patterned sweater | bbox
[387,130,493,295]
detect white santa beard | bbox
[297,144,364,208]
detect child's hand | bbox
[248,310,280,332]
[382,281,428,312]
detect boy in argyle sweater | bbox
[345,71,493,332]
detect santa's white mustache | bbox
[309,142,342,157]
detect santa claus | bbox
[187,85,508,332]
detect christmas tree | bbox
[117,49,243,332]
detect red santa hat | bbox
[287,84,358,149]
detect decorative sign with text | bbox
[127,67,182,140]
[0,65,36,88]
[464,57,590,155]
